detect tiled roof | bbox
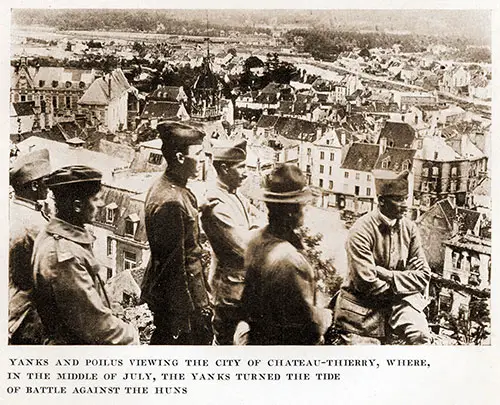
[373,147,416,172]
[444,233,491,255]
[78,69,130,106]
[140,100,182,120]
[274,117,317,142]
[148,86,183,101]
[12,101,35,116]
[341,142,380,172]
[256,114,280,128]
[379,121,416,148]
[255,92,278,104]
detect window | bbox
[148,152,163,165]
[387,140,395,147]
[329,180,333,190]
[355,173,360,180]
[106,238,114,256]
[422,182,429,192]
[432,166,439,176]
[306,165,311,173]
[402,160,410,171]
[65,95,71,109]
[106,267,113,280]
[125,213,140,237]
[307,148,311,156]
[123,251,137,271]
[329,166,332,176]
[330,153,335,161]
[366,187,371,196]
[320,165,324,174]
[40,99,46,113]
[451,167,458,177]
[381,158,391,169]
[65,81,72,88]
[105,202,117,223]
[344,171,349,179]
[52,80,58,88]
[319,179,323,188]
[367,174,371,181]
[422,167,429,177]
[39,80,45,87]
[79,81,86,89]
[354,185,360,196]
[450,181,457,192]
[52,95,58,109]
[320,151,325,160]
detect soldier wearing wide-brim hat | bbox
[237,164,332,345]
[333,169,432,345]
[201,139,259,345]
[9,149,51,345]
[31,165,138,345]
[141,121,213,345]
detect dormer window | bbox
[125,213,140,237]
[65,81,72,88]
[148,152,163,165]
[52,80,59,88]
[381,157,391,169]
[402,160,410,171]
[39,80,45,87]
[79,81,86,89]
[105,202,117,223]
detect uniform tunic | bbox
[9,196,49,343]
[335,209,431,343]
[32,218,138,345]
[201,181,255,344]
[141,172,211,344]
[241,226,329,345]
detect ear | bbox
[220,163,228,173]
[30,180,39,192]
[73,199,82,213]
[176,152,185,164]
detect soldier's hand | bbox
[406,257,425,272]
[199,199,222,214]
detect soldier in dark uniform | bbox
[201,139,257,345]
[141,122,213,345]
[9,149,51,344]
[238,164,332,345]
[32,166,139,345]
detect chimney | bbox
[379,136,387,155]
[316,127,322,141]
[341,131,346,146]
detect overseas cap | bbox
[211,139,247,163]
[157,121,205,148]
[254,163,312,204]
[45,165,102,189]
[374,170,409,197]
[10,148,51,187]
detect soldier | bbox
[201,139,257,345]
[9,149,51,344]
[32,165,139,345]
[333,170,432,345]
[238,164,332,345]
[141,122,213,345]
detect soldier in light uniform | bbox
[9,149,51,344]
[32,166,139,345]
[333,170,432,345]
[141,122,213,345]
[201,139,257,345]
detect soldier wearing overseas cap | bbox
[236,164,332,345]
[140,122,213,345]
[31,166,139,345]
[200,139,259,345]
[9,149,51,344]
[333,170,432,345]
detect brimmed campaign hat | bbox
[374,169,409,197]
[210,139,247,163]
[10,148,51,187]
[254,164,312,204]
[45,165,103,189]
[157,121,205,147]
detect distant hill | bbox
[11,9,491,45]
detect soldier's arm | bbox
[152,202,193,315]
[45,253,138,345]
[346,228,392,297]
[206,202,252,258]
[375,224,431,295]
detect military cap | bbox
[255,163,312,204]
[44,165,103,189]
[211,139,247,162]
[374,170,409,197]
[10,148,51,187]
[157,121,205,147]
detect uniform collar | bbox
[165,170,188,187]
[12,195,41,211]
[46,217,95,245]
[378,210,397,228]
[216,179,237,195]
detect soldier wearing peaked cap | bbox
[141,122,213,345]
[200,139,259,345]
[31,166,139,345]
[236,164,332,345]
[333,170,432,345]
[9,149,51,344]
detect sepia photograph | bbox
[7,7,492,350]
